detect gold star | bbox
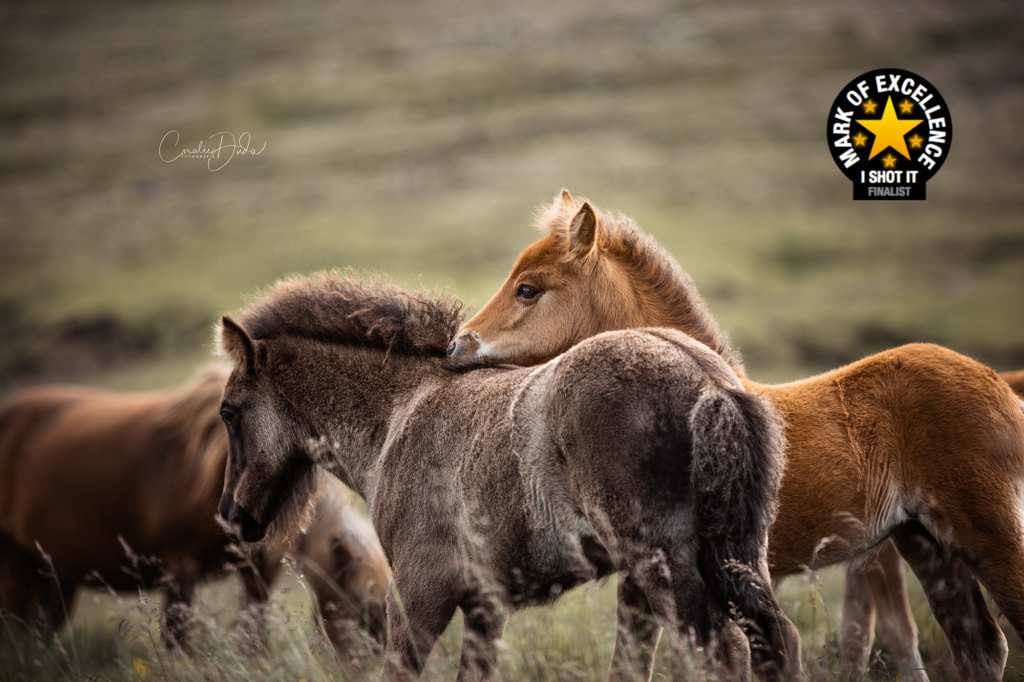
[862,99,878,114]
[882,153,897,168]
[857,96,924,160]
[908,134,924,149]
[852,132,868,147]
[899,99,915,114]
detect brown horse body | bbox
[450,191,1024,682]
[0,365,389,649]
[214,274,801,681]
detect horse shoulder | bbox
[371,375,475,558]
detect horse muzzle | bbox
[218,491,266,543]
[447,329,482,361]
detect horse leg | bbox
[608,571,662,682]
[0,537,46,635]
[766,576,805,682]
[382,569,460,681]
[840,541,926,681]
[239,548,282,649]
[0,535,74,637]
[162,574,197,647]
[457,590,508,682]
[939,507,1024,671]
[240,565,269,648]
[22,567,74,637]
[891,521,1007,682]
[838,556,875,675]
[865,541,927,682]
[41,579,74,634]
[631,557,751,681]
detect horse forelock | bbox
[155,363,232,507]
[234,271,465,359]
[534,196,745,374]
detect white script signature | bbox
[159,131,266,171]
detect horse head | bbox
[449,190,619,365]
[216,315,323,546]
[449,190,739,373]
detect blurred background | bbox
[1,0,1023,678]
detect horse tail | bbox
[689,384,793,676]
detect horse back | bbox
[823,343,1024,471]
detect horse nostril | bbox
[449,330,481,360]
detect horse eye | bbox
[517,284,540,300]
[221,406,239,429]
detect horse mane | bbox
[154,363,231,507]
[233,271,465,359]
[535,198,745,374]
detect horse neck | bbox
[293,347,436,506]
[599,255,746,376]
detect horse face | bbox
[217,317,320,545]
[449,198,625,366]
[448,233,576,365]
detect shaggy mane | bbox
[234,271,464,358]
[535,197,744,374]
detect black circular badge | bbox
[827,69,951,200]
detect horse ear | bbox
[558,188,575,212]
[219,316,256,370]
[568,202,598,261]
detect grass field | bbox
[0,565,1021,681]
[2,0,1024,679]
